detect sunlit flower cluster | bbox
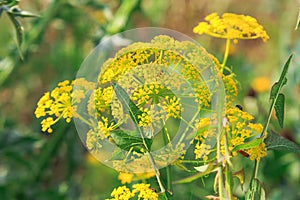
[222,107,265,158]
[246,142,267,161]
[193,12,269,42]
[35,79,95,133]
[107,183,158,200]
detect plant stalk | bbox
[221,38,231,72]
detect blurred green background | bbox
[0,0,300,199]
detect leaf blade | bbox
[232,138,264,152]
[265,131,300,154]
[274,93,285,128]
[6,12,24,59]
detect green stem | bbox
[217,166,225,200]
[221,38,231,72]
[161,123,172,194]
[224,163,233,200]
[147,152,165,193]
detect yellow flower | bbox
[223,74,238,106]
[132,183,158,200]
[246,142,267,161]
[118,172,134,184]
[107,183,158,200]
[117,172,156,184]
[85,153,99,165]
[194,142,211,161]
[108,185,135,200]
[35,79,95,133]
[252,76,270,93]
[221,107,264,157]
[193,12,269,42]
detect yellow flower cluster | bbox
[118,172,134,184]
[35,78,95,133]
[223,107,265,158]
[108,185,134,200]
[194,142,211,161]
[133,183,158,200]
[35,80,72,133]
[223,74,238,105]
[193,13,269,42]
[86,116,118,153]
[162,96,182,119]
[193,107,267,161]
[118,172,156,184]
[107,183,158,200]
[193,117,214,161]
[246,142,267,162]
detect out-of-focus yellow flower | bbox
[118,172,134,184]
[118,171,156,184]
[85,153,99,165]
[193,13,269,42]
[252,76,270,93]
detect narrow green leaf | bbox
[274,93,285,128]
[110,129,152,152]
[295,7,300,30]
[10,9,40,18]
[112,82,143,126]
[6,12,24,59]
[265,131,300,154]
[232,138,264,152]
[269,78,287,101]
[269,54,292,101]
[263,55,293,137]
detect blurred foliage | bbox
[0,0,300,199]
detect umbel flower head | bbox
[106,183,158,200]
[35,78,95,133]
[193,12,269,42]
[193,106,267,162]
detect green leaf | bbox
[233,168,245,190]
[265,131,300,154]
[112,82,142,126]
[274,93,285,128]
[110,129,152,152]
[6,12,23,59]
[264,55,293,136]
[269,78,287,101]
[10,9,40,18]
[232,137,264,152]
[246,178,266,200]
[269,54,292,102]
